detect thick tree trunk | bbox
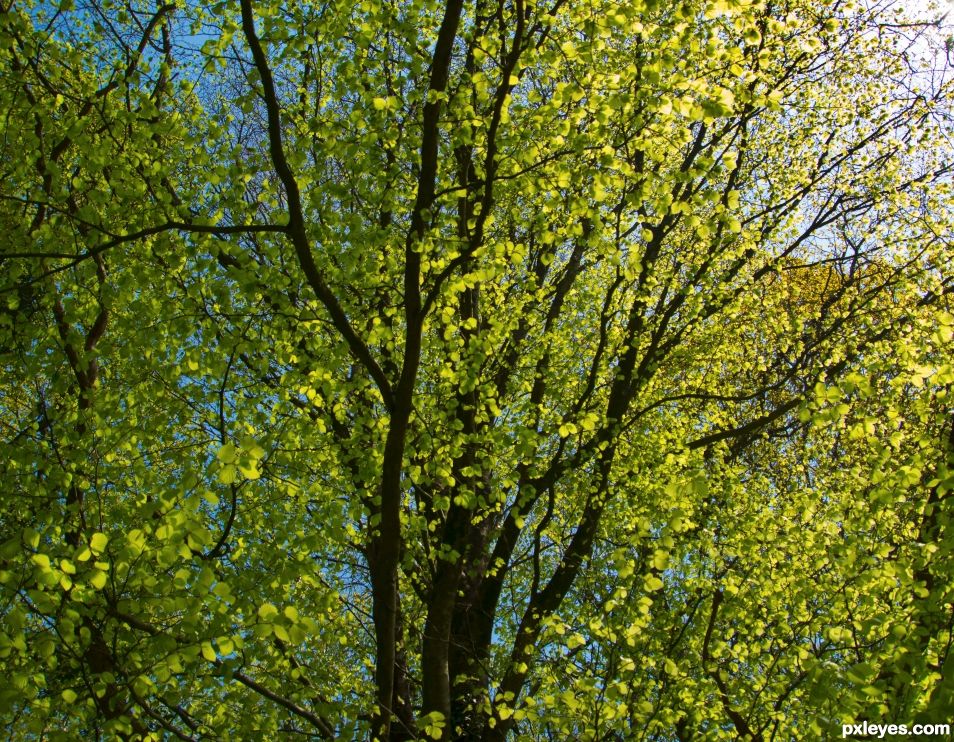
[369,413,410,739]
[421,568,458,737]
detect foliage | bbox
[1,0,952,739]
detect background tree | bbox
[1,0,952,739]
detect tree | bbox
[1,0,952,738]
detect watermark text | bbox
[842,721,951,738]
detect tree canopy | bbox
[1,0,953,739]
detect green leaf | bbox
[218,464,238,484]
[216,443,238,464]
[89,533,108,555]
